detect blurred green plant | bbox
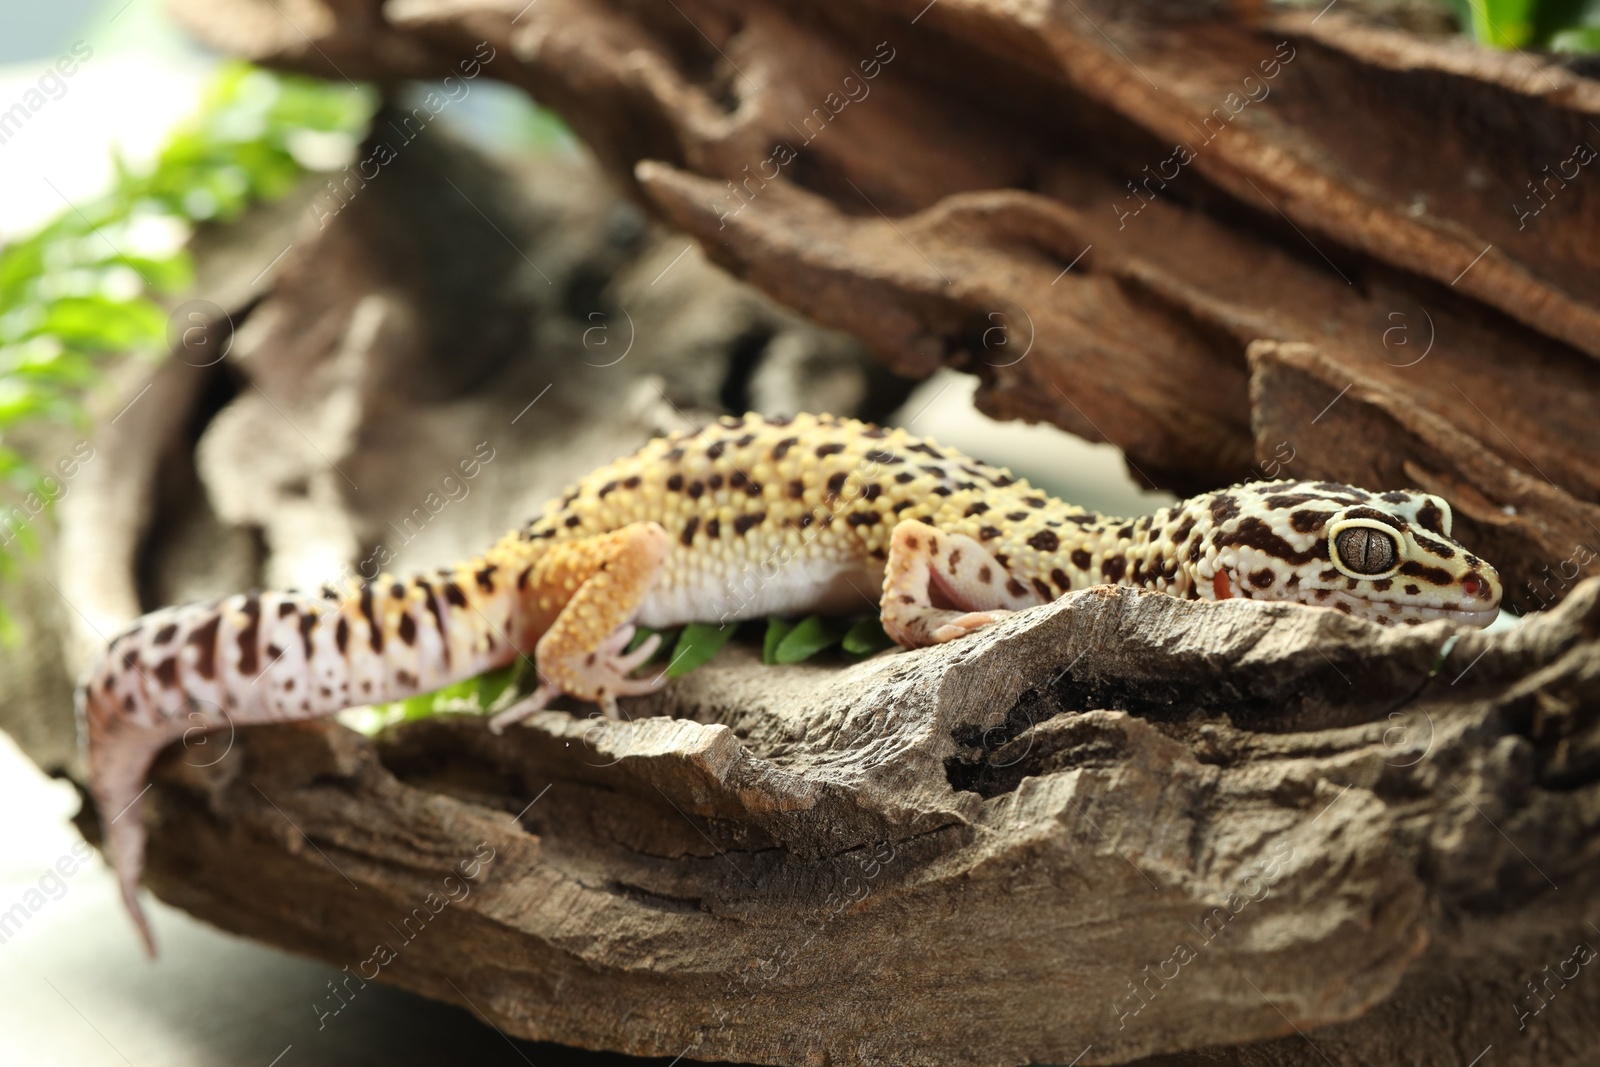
[1440,0,1600,50]
[0,63,374,636]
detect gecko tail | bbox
[74,557,538,954]
[80,689,174,957]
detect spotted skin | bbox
[76,412,1500,953]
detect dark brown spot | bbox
[1071,548,1092,570]
[1404,583,1420,595]
[188,616,221,680]
[688,480,705,499]
[1102,557,1128,582]
[265,643,284,664]
[516,567,532,592]
[965,502,990,517]
[1412,532,1456,559]
[597,480,618,498]
[895,472,915,484]
[1372,578,1392,592]
[664,447,684,461]
[863,483,882,501]
[298,612,317,660]
[733,435,755,448]
[706,518,721,538]
[396,670,416,688]
[734,513,765,536]
[443,581,467,608]
[1416,502,1446,534]
[666,473,684,492]
[948,549,963,569]
[1249,569,1275,588]
[475,565,497,593]
[1117,525,1134,540]
[707,441,728,459]
[905,535,920,551]
[847,512,880,527]
[932,486,953,496]
[154,658,178,688]
[564,514,582,527]
[1400,560,1453,585]
[1028,530,1059,552]
[978,565,993,583]
[788,479,805,499]
[708,473,724,490]
[358,588,384,653]
[1051,568,1071,591]
[730,471,748,489]
[827,472,848,496]
[1023,496,1046,508]
[864,450,899,465]
[1006,578,1027,597]
[1170,517,1195,545]
[398,613,417,645]
[1290,510,1333,534]
[1209,495,1240,523]
[979,526,1001,542]
[816,442,845,458]
[861,425,886,438]
[390,582,406,600]
[1032,577,1053,599]
[772,436,799,460]
[153,622,179,644]
[908,443,942,459]
[1264,493,1315,510]
[994,553,1010,568]
[798,514,814,529]
[681,517,699,546]
[1006,511,1028,522]
[238,595,262,674]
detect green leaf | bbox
[842,616,895,657]
[763,617,799,664]
[1464,0,1538,47]
[1549,26,1600,51]
[667,621,737,677]
[773,615,849,664]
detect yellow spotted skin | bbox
[76,410,1502,955]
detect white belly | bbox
[637,554,886,628]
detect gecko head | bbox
[1192,480,1501,627]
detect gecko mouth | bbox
[1349,599,1500,628]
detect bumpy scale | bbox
[77,412,1502,953]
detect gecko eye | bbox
[1333,526,1398,575]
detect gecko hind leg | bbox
[489,522,671,732]
[879,519,1045,648]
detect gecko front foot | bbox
[488,623,664,732]
[931,610,1014,643]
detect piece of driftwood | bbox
[79,577,1599,1066]
[168,0,1600,614]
